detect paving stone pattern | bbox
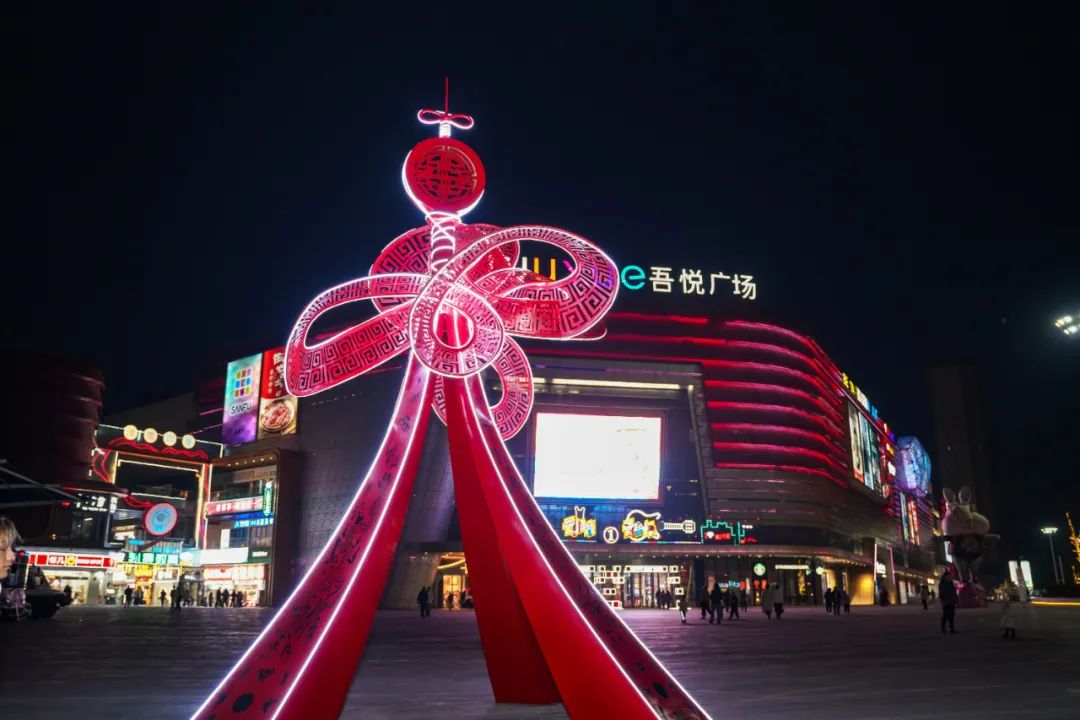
[2,604,1078,719]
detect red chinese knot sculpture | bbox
[192,98,709,720]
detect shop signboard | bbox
[205,496,263,516]
[30,553,113,569]
[514,255,759,301]
[125,551,180,566]
[257,348,298,439]
[223,353,263,445]
[204,564,266,582]
[549,505,700,545]
[199,547,249,565]
[233,516,274,529]
[699,519,757,545]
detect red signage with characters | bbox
[204,496,263,516]
[31,553,113,569]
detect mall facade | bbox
[51,312,935,609]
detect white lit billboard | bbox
[533,413,662,500]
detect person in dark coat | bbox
[709,584,724,624]
[417,586,430,617]
[825,587,835,614]
[939,571,958,634]
[739,588,748,613]
[698,587,710,620]
[677,592,688,623]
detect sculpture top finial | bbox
[403,78,485,216]
[416,77,474,138]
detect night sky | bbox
[8,4,1078,572]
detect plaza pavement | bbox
[2,603,1078,719]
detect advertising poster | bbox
[257,347,298,438]
[223,353,262,445]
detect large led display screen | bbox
[533,413,662,500]
[847,403,881,492]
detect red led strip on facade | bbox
[711,462,848,488]
[712,441,848,472]
[705,380,844,422]
[609,312,709,326]
[709,422,848,457]
[707,401,845,437]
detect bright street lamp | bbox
[1041,527,1062,585]
[1054,313,1079,337]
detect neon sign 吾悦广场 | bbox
[516,255,757,301]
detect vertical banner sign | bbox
[223,353,262,445]
[258,347,299,438]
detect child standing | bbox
[1001,593,1017,640]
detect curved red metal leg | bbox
[445,376,561,704]
[191,358,434,720]
[452,376,710,720]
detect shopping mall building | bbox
[37,310,935,609]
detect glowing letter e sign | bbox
[192,92,708,720]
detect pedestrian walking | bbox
[841,587,851,614]
[124,586,134,607]
[825,587,835,614]
[417,586,430,617]
[772,583,784,619]
[677,592,688,623]
[921,584,930,610]
[939,570,958,634]
[709,584,724,624]
[761,583,773,619]
[739,588,748,613]
[727,590,739,620]
[161,589,168,607]
[698,586,710,620]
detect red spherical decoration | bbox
[403,137,486,214]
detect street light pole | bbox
[1041,527,1061,585]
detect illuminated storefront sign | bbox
[199,547,250,565]
[125,551,180,565]
[699,519,756,545]
[75,494,116,514]
[144,502,179,536]
[31,553,113,569]
[204,564,266,583]
[621,509,661,542]
[223,353,263,445]
[774,564,810,571]
[233,516,274,529]
[547,506,700,545]
[262,481,274,517]
[516,256,758,301]
[205,496,263,516]
[561,506,596,539]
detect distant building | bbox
[927,364,994,523]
